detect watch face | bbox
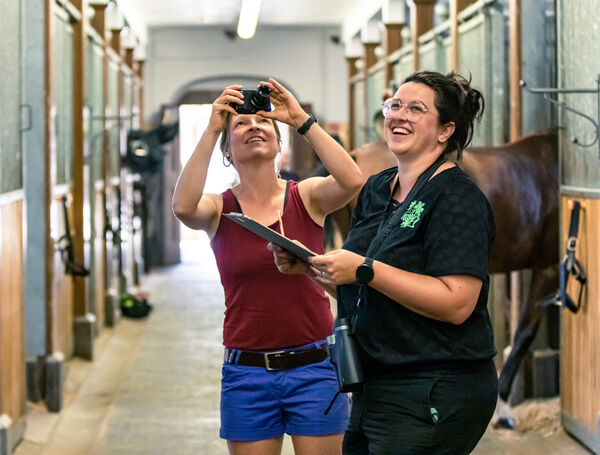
[356,263,374,284]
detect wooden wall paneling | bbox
[94,183,105,329]
[509,0,523,141]
[561,196,600,451]
[0,200,26,430]
[346,57,359,150]
[384,23,403,88]
[71,0,87,319]
[97,5,112,326]
[125,48,134,70]
[91,3,106,40]
[50,192,74,358]
[110,28,121,59]
[72,0,97,359]
[44,0,55,356]
[363,42,378,72]
[507,0,523,402]
[48,2,77,361]
[410,0,436,72]
[450,0,476,71]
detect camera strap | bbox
[367,153,447,257]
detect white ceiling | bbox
[126,0,365,27]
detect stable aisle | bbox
[14,239,590,455]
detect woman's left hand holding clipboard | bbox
[268,242,321,278]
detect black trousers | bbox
[343,359,498,455]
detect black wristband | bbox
[297,114,316,135]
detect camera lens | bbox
[250,85,271,111]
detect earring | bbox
[223,153,232,167]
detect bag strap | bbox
[539,201,586,313]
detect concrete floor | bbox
[13,239,594,455]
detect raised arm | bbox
[172,86,243,234]
[258,78,363,222]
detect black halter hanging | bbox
[539,201,587,314]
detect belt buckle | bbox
[264,350,285,371]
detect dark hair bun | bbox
[403,71,485,159]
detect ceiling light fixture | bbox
[237,0,261,39]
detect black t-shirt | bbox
[338,165,496,376]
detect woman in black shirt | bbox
[271,71,497,454]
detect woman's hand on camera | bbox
[256,78,309,129]
[208,85,244,134]
[310,249,364,285]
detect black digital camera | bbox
[327,317,364,393]
[231,85,272,114]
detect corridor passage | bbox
[14,238,590,455]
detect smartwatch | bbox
[355,257,374,285]
[297,113,317,135]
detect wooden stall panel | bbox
[561,196,600,442]
[94,186,105,329]
[50,194,74,356]
[0,200,25,421]
[557,2,600,450]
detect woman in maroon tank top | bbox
[172,78,362,455]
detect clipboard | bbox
[223,212,316,262]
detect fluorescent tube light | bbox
[237,0,262,39]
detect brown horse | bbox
[332,132,559,428]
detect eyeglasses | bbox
[381,98,436,122]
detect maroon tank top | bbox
[211,181,334,350]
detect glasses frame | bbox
[381,98,437,122]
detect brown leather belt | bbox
[224,344,329,371]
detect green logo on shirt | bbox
[400,201,425,228]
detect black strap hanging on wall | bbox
[539,201,586,313]
[57,195,90,277]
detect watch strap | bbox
[297,114,316,135]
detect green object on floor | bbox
[120,293,152,318]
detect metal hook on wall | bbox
[520,74,600,160]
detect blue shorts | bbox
[219,341,350,442]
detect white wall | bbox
[145,25,348,124]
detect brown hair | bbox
[219,112,282,164]
[403,71,484,160]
